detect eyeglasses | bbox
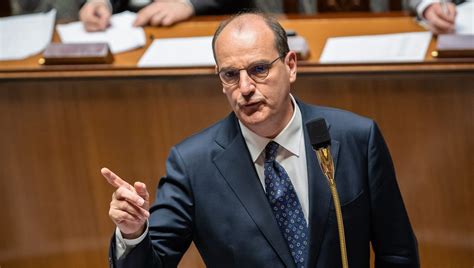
[217,56,284,86]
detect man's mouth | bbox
[239,101,262,114]
[244,101,261,108]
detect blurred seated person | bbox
[9,0,82,20]
[408,0,466,34]
[80,0,402,32]
[81,0,461,34]
[79,0,252,31]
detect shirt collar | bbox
[239,94,303,163]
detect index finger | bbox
[101,167,133,190]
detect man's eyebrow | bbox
[250,59,272,65]
[217,66,236,72]
[219,59,272,70]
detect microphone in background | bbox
[306,118,349,268]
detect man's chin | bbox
[237,112,266,127]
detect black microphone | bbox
[305,118,349,268]
[306,118,334,182]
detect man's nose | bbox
[238,70,255,96]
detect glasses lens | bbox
[248,64,270,80]
[218,56,281,85]
[220,69,239,85]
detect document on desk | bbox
[319,32,432,64]
[0,9,56,61]
[56,11,145,54]
[456,0,474,34]
[138,36,215,67]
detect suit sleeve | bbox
[109,0,130,13]
[367,122,420,268]
[109,146,195,268]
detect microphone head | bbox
[306,118,331,150]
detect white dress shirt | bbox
[238,94,309,223]
[416,0,441,17]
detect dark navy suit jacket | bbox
[109,100,419,268]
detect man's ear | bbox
[286,51,297,83]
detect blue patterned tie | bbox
[264,141,309,268]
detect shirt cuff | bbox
[114,221,149,260]
[416,0,439,19]
[178,0,196,15]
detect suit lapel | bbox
[213,115,296,268]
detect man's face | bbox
[214,16,297,138]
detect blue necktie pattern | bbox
[264,141,309,268]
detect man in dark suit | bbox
[103,12,419,267]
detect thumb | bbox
[134,181,149,201]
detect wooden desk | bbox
[0,14,472,268]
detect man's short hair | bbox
[212,12,290,64]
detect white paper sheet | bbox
[138,36,215,67]
[0,9,56,61]
[319,32,432,64]
[456,0,474,34]
[56,11,145,54]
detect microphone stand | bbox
[315,146,349,268]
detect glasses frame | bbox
[217,55,284,86]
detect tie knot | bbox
[265,141,279,162]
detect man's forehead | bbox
[219,15,270,39]
[216,18,273,50]
[214,14,279,66]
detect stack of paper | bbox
[319,32,432,64]
[138,34,312,67]
[56,11,146,54]
[138,36,215,67]
[0,9,56,61]
[456,0,474,34]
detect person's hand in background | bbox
[79,1,112,32]
[134,0,195,27]
[423,2,457,34]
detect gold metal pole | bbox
[315,147,349,268]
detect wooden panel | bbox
[0,76,224,268]
[293,71,473,268]
[0,70,472,267]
